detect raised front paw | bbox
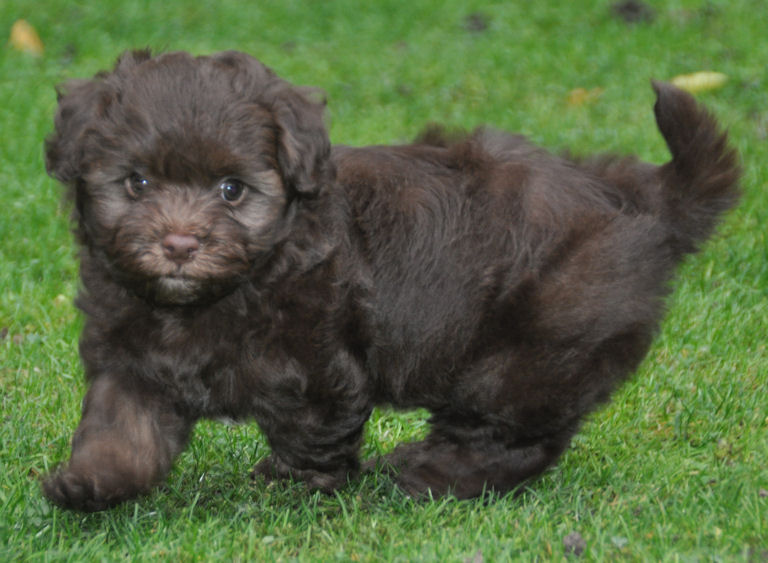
[42,463,150,512]
[43,468,121,512]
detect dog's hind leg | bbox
[43,375,193,511]
[380,417,577,499]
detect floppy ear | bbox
[209,51,333,198]
[44,78,109,185]
[270,84,333,198]
[44,50,152,185]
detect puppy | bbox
[43,50,739,511]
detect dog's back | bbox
[332,82,739,415]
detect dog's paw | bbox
[43,470,111,512]
[42,467,137,512]
[250,455,349,493]
[361,450,436,497]
[250,456,285,484]
[395,466,450,499]
[370,443,462,499]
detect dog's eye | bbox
[125,174,150,198]
[219,179,247,203]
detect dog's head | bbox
[46,50,332,304]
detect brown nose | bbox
[162,233,199,264]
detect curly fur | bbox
[42,50,740,511]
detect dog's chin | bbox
[139,276,239,306]
[152,277,206,305]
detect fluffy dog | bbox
[42,50,739,511]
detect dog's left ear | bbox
[270,85,332,198]
[210,51,333,198]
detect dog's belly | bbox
[360,235,534,410]
[364,287,481,406]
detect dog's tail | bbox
[652,80,741,255]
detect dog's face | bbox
[46,50,331,304]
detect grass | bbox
[1,0,766,560]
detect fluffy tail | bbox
[652,80,741,254]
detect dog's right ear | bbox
[45,78,109,185]
[45,50,152,185]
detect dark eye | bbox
[125,173,150,198]
[219,179,246,203]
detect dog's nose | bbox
[162,233,200,264]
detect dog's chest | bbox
[132,307,259,415]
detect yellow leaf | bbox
[9,19,44,56]
[670,71,727,93]
[567,87,604,106]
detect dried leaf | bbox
[9,20,44,56]
[670,71,727,93]
[567,87,604,106]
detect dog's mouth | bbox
[106,243,250,305]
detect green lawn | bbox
[1,0,766,560]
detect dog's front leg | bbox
[43,374,193,511]
[251,386,372,493]
[251,405,371,493]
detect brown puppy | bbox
[43,50,739,511]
